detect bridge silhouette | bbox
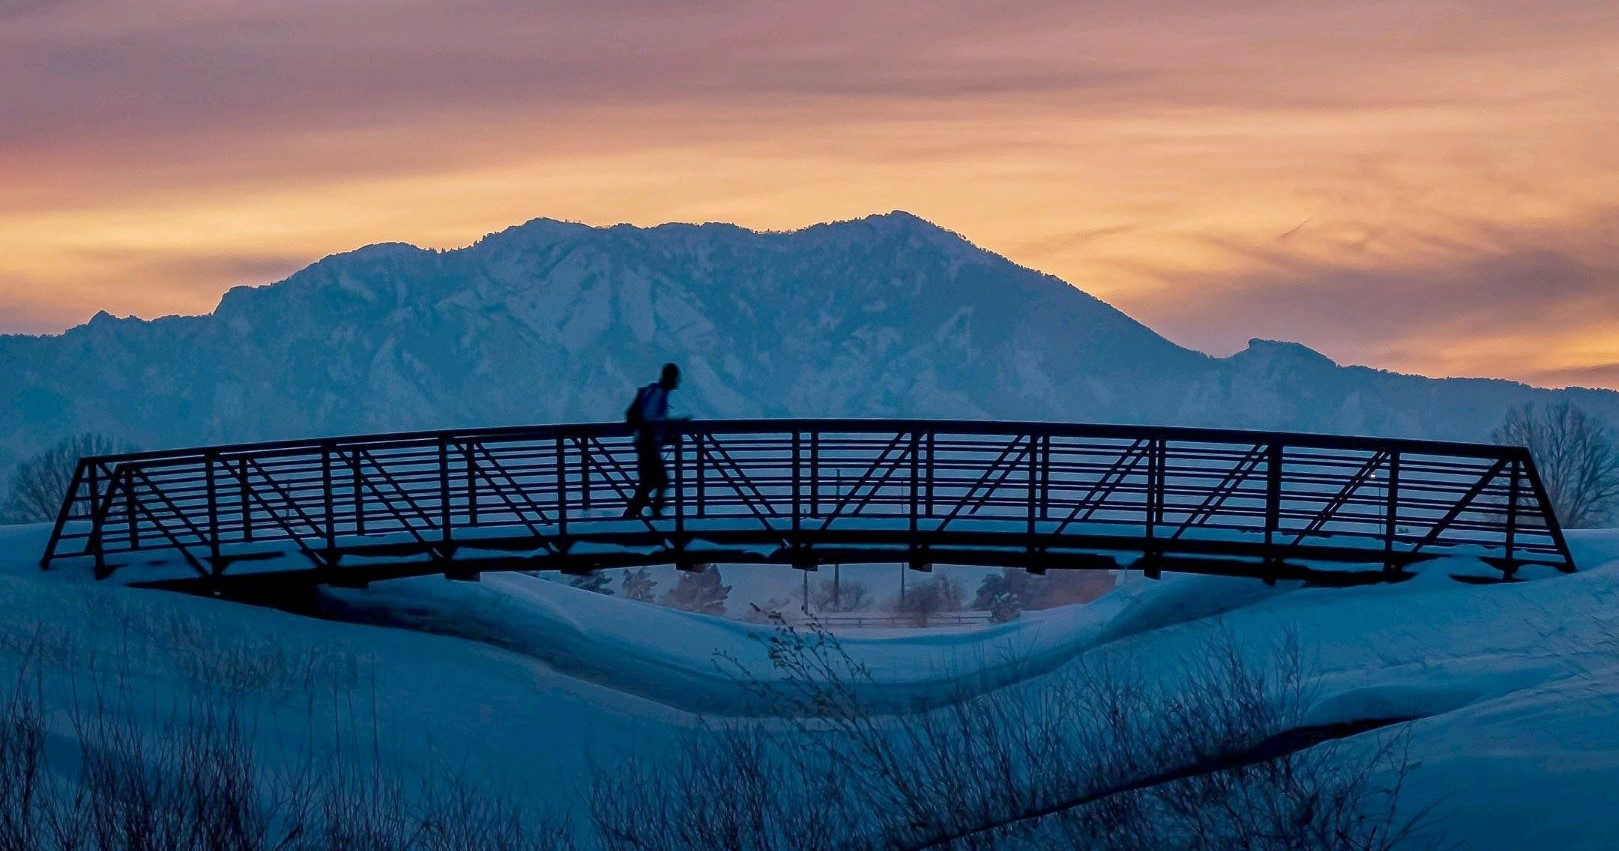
[41,420,1575,591]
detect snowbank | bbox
[5,521,1619,849]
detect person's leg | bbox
[648,457,670,516]
[624,437,657,518]
[624,482,650,518]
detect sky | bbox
[2,0,1617,388]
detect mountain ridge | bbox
[1,211,1614,471]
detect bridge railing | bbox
[39,420,1574,583]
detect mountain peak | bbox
[1234,338,1338,368]
[868,209,929,227]
[853,210,951,237]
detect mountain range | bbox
[3,211,1615,472]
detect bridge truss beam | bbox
[40,419,1574,587]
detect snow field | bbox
[3,522,1619,848]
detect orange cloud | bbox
[2,0,1617,386]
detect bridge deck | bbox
[40,419,1574,588]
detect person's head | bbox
[659,362,681,390]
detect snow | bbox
[5,520,1619,848]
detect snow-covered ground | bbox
[3,521,1619,848]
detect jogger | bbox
[623,363,685,518]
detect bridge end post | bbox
[1519,449,1577,574]
[39,460,88,571]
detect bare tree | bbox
[2,433,136,524]
[1493,402,1619,528]
[892,575,965,626]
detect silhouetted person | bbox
[623,363,687,518]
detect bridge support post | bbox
[555,436,567,537]
[793,431,803,546]
[925,432,935,515]
[578,438,591,512]
[1142,438,1164,579]
[241,457,253,541]
[321,443,335,567]
[350,450,363,536]
[438,437,452,551]
[808,431,819,516]
[465,442,478,527]
[1263,442,1282,584]
[1383,452,1401,575]
[908,431,920,540]
[206,452,220,575]
[88,462,109,577]
[673,430,686,557]
[125,466,138,551]
[1504,457,1521,579]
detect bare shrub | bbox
[591,621,1435,851]
[0,650,572,851]
[1493,402,1619,528]
[0,663,46,851]
[589,724,857,851]
[2,433,136,524]
[810,578,872,613]
[416,771,571,851]
[73,690,271,851]
[892,575,965,626]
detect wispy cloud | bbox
[1,0,1617,386]
[1120,208,1619,383]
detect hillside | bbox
[2,211,1614,470]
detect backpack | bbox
[624,384,652,426]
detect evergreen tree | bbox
[972,567,1043,610]
[621,567,658,602]
[661,564,731,615]
[989,591,1022,623]
[569,570,614,595]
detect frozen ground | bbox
[3,522,1619,848]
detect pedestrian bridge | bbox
[40,420,1574,590]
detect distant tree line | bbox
[566,563,1121,626]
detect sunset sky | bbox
[3,0,1617,387]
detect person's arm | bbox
[664,389,692,421]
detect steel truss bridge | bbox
[41,420,1574,590]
